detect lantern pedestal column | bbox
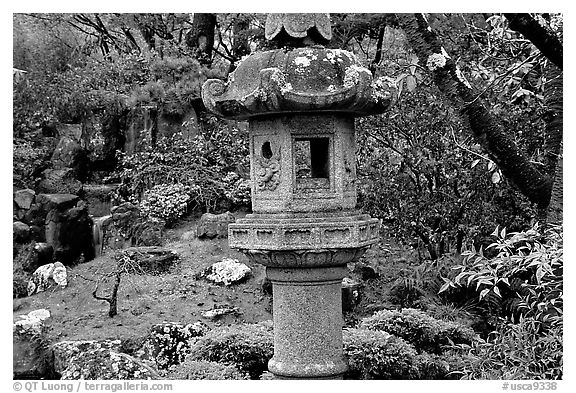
[266,266,348,379]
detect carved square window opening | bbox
[294,137,331,189]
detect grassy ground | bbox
[13,215,419,346]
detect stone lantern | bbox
[202,13,394,379]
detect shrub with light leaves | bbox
[441,223,563,328]
[222,172,251,207]
[139,183,192,226]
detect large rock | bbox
[133,218,165,247]
[14,309,51,336]
[36,193,79,212]
[53,339,159,380]
[51,135,88,181]
[82,183,116,216]
[103,203,165,250]
[103,202,141,249]
[201,306,240,320]
[27,262,67,296]
[196,211,236,239]
[205,258,251,286]
[52,339,121,376]
[61,349,158,380]
[136,322,208,370]
[22,193,79,233]
[14,188,35,209]
[45,200,94,264]
[118,247,179,274]
[37,168,83,195]
[13,309,53,379]
[13,221,31,243]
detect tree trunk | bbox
[546,140,563,224]
[542,64,563,177]
[186,13,216,65]
[108,270,121,317]
[396,13,552,208]
[505,13,563,70]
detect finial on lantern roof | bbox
[265,13,332,47]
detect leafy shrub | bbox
[356,86,537,259]
[139,183,192,226]
[222,172,251,206]
[359,308,477,354]
[13,139,56,189]
[388,258,454,308]
[187,322,273,379]
[114,120,250,214]
[343,328,462,379]
[438,224,563,379]
[168,359,249,380]
[137,322,208,370]
[343,328,420,379]
[441,224,563,328]
[185,320,466,380]
[458,319,562,380]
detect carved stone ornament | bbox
[255,153,281,191]
[243,247,367,268]
[265,13,332,43]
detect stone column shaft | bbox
[266,266,348,379]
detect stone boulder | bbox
[14,188,35,210]
[201,306,240,320]
[101,202,166,252]
[27,262,67,296]
[53,339,159,380]
[103,202,141,249]
[13,309,53,379]
[51,135,88,180]
[14,309,51,336]
[133,218,165,247]
[136,322,208,370]
[196,211,236,239]
[13,221,31,243]
[205,258,251,286]
[52,339,121,376]
[23,193,79,229]
[22,194,80,242]
[36,193,79,212]
[37,168,83,195]
[118,247,179,274]
[45,199,94,264]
